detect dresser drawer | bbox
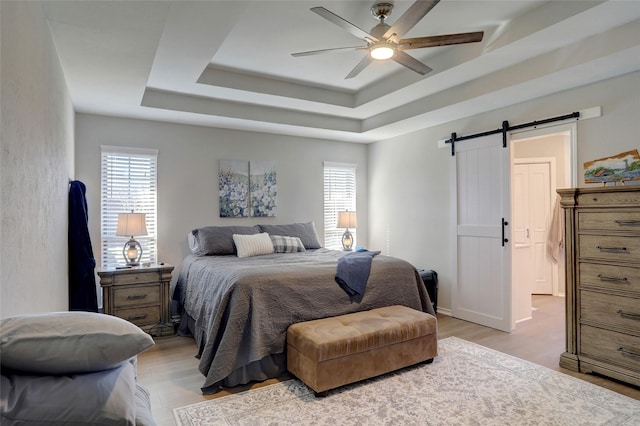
[113,306,160,326]
[113,284,160,308]
[579,263,640,293]
[578,211,640,232]
[577,191,640,207]
[112,271,159,285]
[581,325,640,372]
[579,235,640,263]
[581,290,640,332]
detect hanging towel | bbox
[335,249,380,301]
[547,194,564,263]
[68,180,98,312]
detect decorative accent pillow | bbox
[191,225,261,255]
[0,311,154,375]
[270,235,306,253]
[258,221,322,249]
[233,233,274,258]
[0,362,137,425]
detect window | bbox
[101,146,158,268]
[323,162,356,250]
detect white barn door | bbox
[452,134,512,332]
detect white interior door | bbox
[513,162,554,295]
[452,134,512,332]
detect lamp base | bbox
[123,238,143,267]
[341,229,354,251]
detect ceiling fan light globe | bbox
[370,45,394,60]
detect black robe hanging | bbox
[68,180,98,312]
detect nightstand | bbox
[97,264,174,337]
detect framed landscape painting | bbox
[584,149,640,185]
[219,159,249,217]
[250,161,277,217]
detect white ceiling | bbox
[42,0,640,143]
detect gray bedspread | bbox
[175,249,434,393]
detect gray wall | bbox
[368,70,640,313]
[75,114,368,290]
[1,1,75,318]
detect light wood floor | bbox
[137,295,640,425]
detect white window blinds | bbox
[101,146,158,268]
[323,162,357,250]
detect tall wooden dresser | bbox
[558,186,640,386]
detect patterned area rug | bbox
[173,336,640,425]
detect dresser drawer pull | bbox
[618,347,640,361]
[596,245,627,253]
[597,274,629,284]
[127,294,148,300]
[617,310,640,321]
[127,314,148,321]
[614,220,640,226]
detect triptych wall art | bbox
[218,159,277,217]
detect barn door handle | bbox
[502,218,509,247]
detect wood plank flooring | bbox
[137,295,639,425]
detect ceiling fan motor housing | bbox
[371,2,394,21]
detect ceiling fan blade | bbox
[391,50,432,75]
[345,55,373,79]
[311,7,376,42]
[398,32,484,50]
[292,46,368,57]
[383,0,440,43]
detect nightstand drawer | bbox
[113,306,160,326]
[579,235,640,263]
[581,325,640,372]
[112,271,159,285]
[578,211,640,232]
[581,290,640,332]
[114,284,160,308]
[579,263,640,293]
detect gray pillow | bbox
[0,311,154,375]
[1,362,137,425]
[259,221,322,249]
[191,225,260,255]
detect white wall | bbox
[75,114,368,289]
[0,1,75,318]
[368,70,640,313]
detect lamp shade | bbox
[115,213,147,237]
[337,211,357,229]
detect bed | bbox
[1,311,156,425]
[174,222,435,394]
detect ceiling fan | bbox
[291,0,484,79]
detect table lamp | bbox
[116,212,147,266]
[337,210,357,251]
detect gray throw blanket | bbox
[335,250,381,300]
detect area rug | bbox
[173,336,640,425]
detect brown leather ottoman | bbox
[286,305,437,394]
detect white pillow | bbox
[233,232,274,258]
[0,311,154,375]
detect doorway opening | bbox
[510,123,576,327]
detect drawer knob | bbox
[617,309,640,321]
[127,294,148,300]
[597,245,628,253]
[618,347,640,360]
[597,274,629,284]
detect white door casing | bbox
[451,134,513,332]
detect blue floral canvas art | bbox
[250,161,277,217]
[219,159,249,217]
